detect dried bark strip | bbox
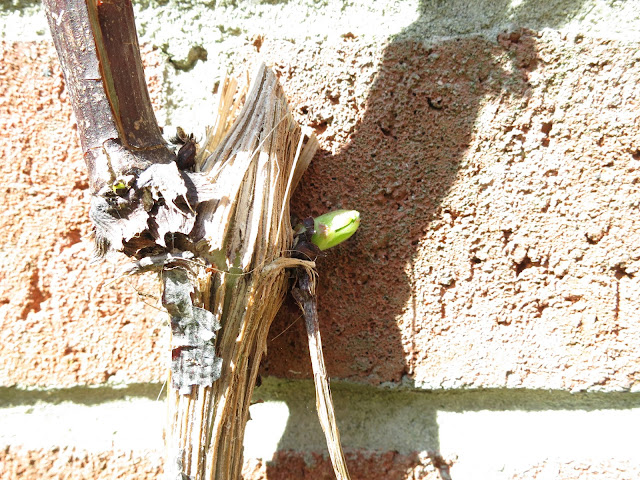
[162,67,320,480]
[292,268,351,480]
[44,1,349,479]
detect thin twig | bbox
[292,268,351,480]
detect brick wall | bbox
[1,1,639,479]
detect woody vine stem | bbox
[44,1,356,479]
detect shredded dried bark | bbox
[45,1,350,478]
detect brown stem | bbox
[292,268,351,480]
[44,0,201,257]
[45,2,347,479]
[43,0,173,193]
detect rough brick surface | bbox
[1,29,639,392]
[3,448,637,480]
[0,42,166,387]
[511,461,640,480]
[2,5,640,478]
[263,30,640,391]
[0,448,450,480]
[243,451,449,480]
[244,454,640,480]
[0,447,162,480]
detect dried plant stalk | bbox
[293,268,351,480]
[44,1,349,476]
[165,65,319,480]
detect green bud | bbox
[111,180,128,194]
[311,209,360,251]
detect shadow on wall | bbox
[255,380,640,479]
[261,0,592,478]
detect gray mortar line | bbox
[0,382,165,407]
[4,378,640,409]
[3,0,640,45]
[2,378,640,457]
